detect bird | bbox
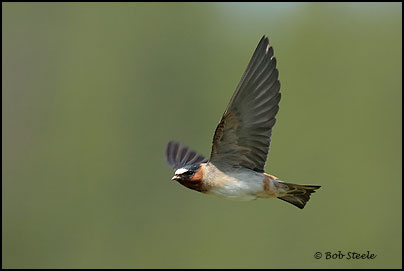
[165,35,320,209]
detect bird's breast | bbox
[202,163,267,200]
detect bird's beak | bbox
[171,175,180,181]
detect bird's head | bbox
[171,164,200,181]
[171,164,205,192]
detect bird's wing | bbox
[209,36,281,173]
[165,141,208,171]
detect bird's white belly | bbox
[203,168,266,201]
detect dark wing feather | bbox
[209,36,281,172]
[165,141,208,170]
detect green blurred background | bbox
[2,3,402,269]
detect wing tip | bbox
[259,35,269,47]
[165,141,208,170]
[165,140,178,165]
[257,35,276,59]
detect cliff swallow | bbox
[165,36,320,209]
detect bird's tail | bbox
[277,182,321,209]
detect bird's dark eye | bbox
[183,171,194,176]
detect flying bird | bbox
[165,36,320,209]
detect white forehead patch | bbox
[175,168,188,175]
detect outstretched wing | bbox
[209,36,281,173]
[165,141,208,171]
